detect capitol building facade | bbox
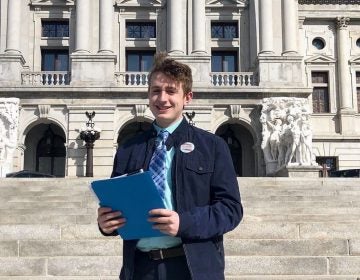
[0,0,359,178]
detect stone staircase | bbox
[0,177,359,279]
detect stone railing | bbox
[21,71,70,86]
[115,71,258,87]
[210,72,257,87]
[114,72,149,87]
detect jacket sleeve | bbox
[177,137,243,239]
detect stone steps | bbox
[0,177,359,279]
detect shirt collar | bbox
[153,118,183,135]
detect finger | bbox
[148,216,172,224]
[100,218,126,231]
[149,209,172,216]
[98,211,122,224]
[98,207,112,213]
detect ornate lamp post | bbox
[80,111,101,177]
[185,111,196,126]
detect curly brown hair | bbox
[148,52,193,94]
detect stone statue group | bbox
[0,98,19,177]
[261,97,318,174]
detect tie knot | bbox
[159,130,169,142]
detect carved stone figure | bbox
[261,97,318,175]
[0,98,20,177]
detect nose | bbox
[157,90,168,102]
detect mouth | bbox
[156,105,171,112]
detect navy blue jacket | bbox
[109,118,243,280]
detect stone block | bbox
[47,256,122,276]
[300,223,360,239]
[329,257,360,274]
[61,224,111,240]
[20,240,121,257]
[225,256,327,275]
[0,214,77,225]
[0,225,60,240]
[227,222,298,239]
[0,257,46,276]
[350,239,360,255]
[224,239,348,256]
[0,241,18,257]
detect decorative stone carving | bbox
[134,104,148,118]
[337,17,350,29]
[38,104,51,119]
[0,98,20,177]
[230,104,241,119]
[261,97,317,175]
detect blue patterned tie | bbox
[149,130,169,198]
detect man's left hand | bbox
[148,209,179,236]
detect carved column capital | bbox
[336,17,350,30]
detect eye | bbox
[167,88,177,95]
[151,88,161,94]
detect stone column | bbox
[337,17,352,111]
[99,0,113,53]
[167,0,184,54]
[192,0,206,54]
[282,0,298,55]
[259,0,274,54]
[75,0,91,53]
[5,0,21,54]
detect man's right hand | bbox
[97,207,126,234]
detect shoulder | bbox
[188,125,228,154]
[190,125,224,144]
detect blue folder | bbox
[90,171,166,240]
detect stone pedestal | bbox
[70,53,117,86]
[0,54,25,86]
[339,110,356,135]
[257,56,303,87]
[169,54,211,87]
[273,165,322,178]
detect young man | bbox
[97,53,243,280]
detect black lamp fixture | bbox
[80,111,101,177]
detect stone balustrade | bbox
[20,71,258,88]
[114,72,149,87]
[211,72,257,87]
[21,71,70,86]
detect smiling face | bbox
[148,72,193,128]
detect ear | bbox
[184,92,193,105]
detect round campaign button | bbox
[180,142,195,153]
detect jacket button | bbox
[198,166,203,171]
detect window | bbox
[42,20,69,37]
[311,72,330,113]
[126,22,156,39]
[357,72,360,113]
[126,50,155,72]
[211,22,238,39]
[312,38,325,50]
[41,49,69,71]
[211,51,238,72]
